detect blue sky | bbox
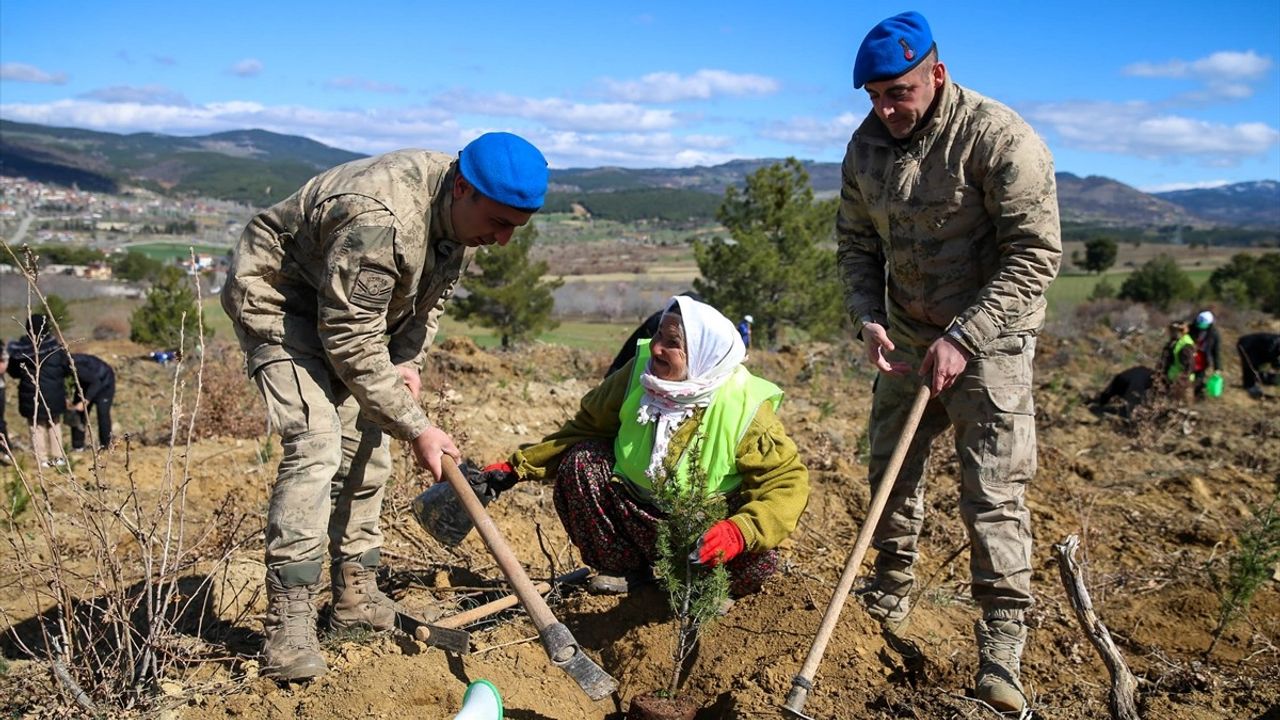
[2,1,1278,191]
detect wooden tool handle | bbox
[435,567,591,629]
[791,384,931,692]
[440,455,558,630]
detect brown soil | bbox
[2,330,1278,720]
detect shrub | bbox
[1118,254,1195,311]
[129,267,212,348]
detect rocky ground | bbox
[2,324,1278,719]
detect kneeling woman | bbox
[491,296,809,597]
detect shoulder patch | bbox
[350,265,396,310]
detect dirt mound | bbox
[2,332,1277,719]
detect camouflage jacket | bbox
[836,79,1062,354]
[222,150,473,441]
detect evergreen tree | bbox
[1082,237,1118,275]
[111,250,165,282]
[448,224,563,348]
[1207,252,1280,316]
[42,293,72,331]
[693,158,844,347]
[1117,254,1195,311]
[129,266,211,347]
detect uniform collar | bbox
[429,163,458,246]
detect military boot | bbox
[330,548,398,632]
[974,612,1029,713]
[856,565,914,633]
[262,562,327,681]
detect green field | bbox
[1046,269,1213,318]
[126,242,228,261]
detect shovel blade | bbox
[557,649,618,701]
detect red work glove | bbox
[694,519,745,567]
[479,461,518,494]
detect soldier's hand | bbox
[411,427,461,482]
[862,322,911,375]
[396,363,422,400]
[921,335,970,396]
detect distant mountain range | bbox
[2,119,1277,231]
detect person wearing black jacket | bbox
[0,337,10,462]
[5,314,71,467]
[1189,310,1222,399]
[1237,332,1280,399]
[1092,366,1156,418]
[69,353,116,451]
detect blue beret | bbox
[853,11,935,89]
[458,132,548,211]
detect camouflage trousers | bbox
[866,334,1037,614]
[240,336,392,570]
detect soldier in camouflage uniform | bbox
[222,132,548,681]
[836,12,1061,713]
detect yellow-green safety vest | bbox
[613,340,783,497]
[1167,334,1195,381]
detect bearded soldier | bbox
[837,12,1062,713]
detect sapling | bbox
[650,435,731,697]
[1207,493,1280,657]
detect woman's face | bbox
[650,314,688,381]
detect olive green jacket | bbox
[836,78,1062,353]
[511,359,810,552]
[222,150,473,441]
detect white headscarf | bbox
[636,296,746,479]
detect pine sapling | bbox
[1207,494,1280,657]
[651,434,731,697]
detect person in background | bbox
[68,353,116,452]
[1188,310,1221,399]
[737,315,754,349]
[605,290,705,377]
[1091,366,1156,418]
[481,296,808,601]
[1237,332,1280,399]
[1160,321,1196,401]
[222,131,548,682]
[835,11,1062,713]
[0,337,10,463]
[5,314,71,468]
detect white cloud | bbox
[0,96,739,166]
[538,130,737,167]
[760,113,861,148]
[1026,100,1280,161]
[1124,50,1272,80]
[435,89,679,132]
[324,76,406,94]
[79,85,190,106]
[0,62,68,85]
[231,58,263,77]
[1124,50,1273,99]
[601,69,779,103]
[1139,180,1232,193]
[0,99,463,154]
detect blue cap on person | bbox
[853,11,935,89]
[459,132,549,212]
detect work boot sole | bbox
[264,659,327,683]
